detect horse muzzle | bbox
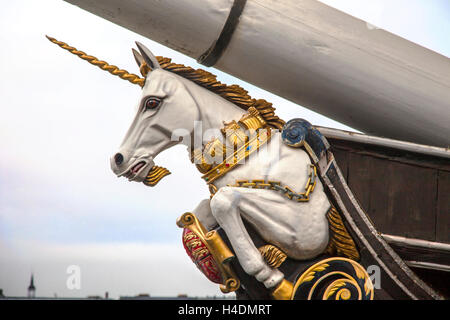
[111,154,171,186]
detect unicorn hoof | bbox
[271,279,294,300]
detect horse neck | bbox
[186,80,246,139]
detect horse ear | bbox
[132,48,151,77]
[135,42,160,69]
[132,48,145,68]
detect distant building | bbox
[0,274,233,300]
[119,293,234,300]
[27,274,36,298]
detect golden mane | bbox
[156,56,285,130]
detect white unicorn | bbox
[109,43,332,291]
[46,36,332,295]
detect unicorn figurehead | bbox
[46,36,368,299]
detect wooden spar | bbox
[63,0,450,148]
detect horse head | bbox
[110,43,202,185]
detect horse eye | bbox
[144,97,161,111]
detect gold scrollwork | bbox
[323,279,354,300]
[291,257,374,300]
[177,213,240,293]
[224,278,240,293]
[176,212,196,228]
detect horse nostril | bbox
[114,153,124,166]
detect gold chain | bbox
[226,164,317,202]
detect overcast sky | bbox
[0,0,449,299]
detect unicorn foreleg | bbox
[191,199,218,231]
[210,187,284,289]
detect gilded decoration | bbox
[291,257,374,300]
[324,207,360,261]
[176,212,240,293]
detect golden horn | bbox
[46,35,145,88]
